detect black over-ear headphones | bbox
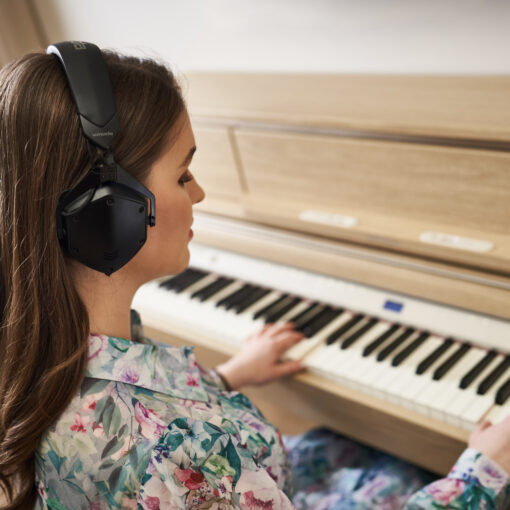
[47,41,156,276]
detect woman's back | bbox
[35,314,293,508]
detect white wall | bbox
[33,0,510,74]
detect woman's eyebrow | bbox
[180,146,196,167]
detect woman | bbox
[0,46,509,510]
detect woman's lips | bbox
[189,228,193,239]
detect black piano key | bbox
[495,376,510,405]
[292,304,323,330]
[391,331,429,367]
[234,288,271,314]
[459,349,498,389]
[296,305,330,332]
[159,273,186,289]
[432,343,471,381]
[225,285,258,310]
[191,277,233,302]
[170,270,208,293]
[326,314,364,346]
[160,269,200,290]
[253,294,289,320]
[376,327,415,362]
[302,308,343,338]
[265,297,301,323]
[223,285,257,310]
[287,303,320,326]
[216,284,254,309]
[415,338,454,375]
[477,356,510,395]
[362,324,400,357]
[341,318,378,349]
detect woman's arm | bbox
[405,419,510,509]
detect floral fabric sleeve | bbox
[405,448,510,509]
[138,416,294,509]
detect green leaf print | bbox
[203,453,237,481]
[108,337,130,352]
[101,437,120,459]
[80,378,109,398]
[94,395,112,423]
[224,438,242,481]
[102,399,122,436]
[46,497,69,510]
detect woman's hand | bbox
[468,416,510,474]
[215,322,306,390]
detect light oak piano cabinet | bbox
[133,74,510,476]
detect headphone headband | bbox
[47,41,119,149]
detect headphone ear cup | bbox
[60,183,148,276]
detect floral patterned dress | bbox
[34,310,510,509]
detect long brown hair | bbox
[0,49,185,508]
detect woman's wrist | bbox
[214,367,233,391]
[214,363,241,391]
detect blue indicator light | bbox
[384,300,403,312]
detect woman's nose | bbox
[191,179,206,205]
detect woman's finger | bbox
[265,322,296,336]
[273,330,305,349]
[479,420,492,431]
[272,360,306,379]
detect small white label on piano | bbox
[419,231,493,253]
[299,210,357,228]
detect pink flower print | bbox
[134,401,167,439]
[81,394,98,413]
[37,481,47,499]
[424,479,464,504]
[186,372,200,387]
[242,490,274,510]
[88,334,106,361]
[70,412,90,433]
[142,496,160,510]
[91,421,104,438]
[174,467,205,490]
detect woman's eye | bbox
[178,171,193,186]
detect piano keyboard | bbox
[132,244,510,432]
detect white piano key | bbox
[307,313,373,373]
[484,403,510,425]
[360,331,427,399]
[427,348,488,420]
[413,346,480,420]
[343,326,408,391]
[233,290,285,337]
[444,353,504,426]
[458,360,510,429]
[286,310,353,361]
[371,331,428,395]
[318,322,393,387]
[396,336,451,409]
[379,335,442,405]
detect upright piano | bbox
[132,73,510,475]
